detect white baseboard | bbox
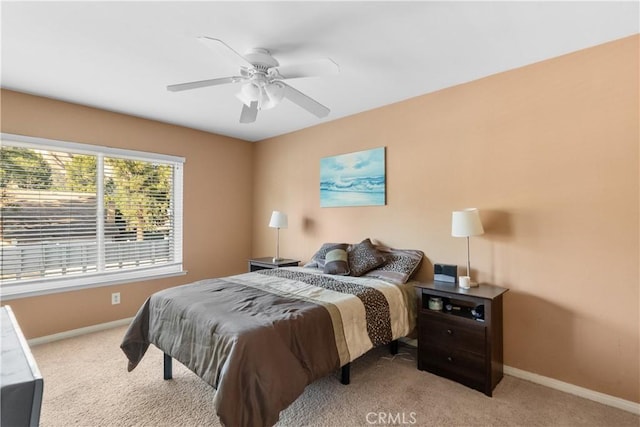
[27,320,639,415]
[27,317,133,347]
[404,337,637,414]
[504,365,639,415]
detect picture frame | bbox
[320,147,386,208]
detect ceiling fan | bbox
[167,37,339,124]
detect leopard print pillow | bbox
[363,244,424,284]
[348,239,387,277]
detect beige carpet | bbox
[30,325,638,427]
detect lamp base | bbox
[458,276,479,289]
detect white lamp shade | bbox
[451,208,484,237]
[269,211,288,229]
[242,82,260,101]
[262,82,285,110]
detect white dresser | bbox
[1,305,43,427]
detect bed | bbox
[121,241,422,427]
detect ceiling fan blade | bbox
[240,101,258,123]
[271,58,339,80]
[198,37,253,69]
[167,76,243,92]
[282,83,330,118]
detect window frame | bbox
[0,133,185,300]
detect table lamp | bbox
[451,208,484,288]
[269,211,288,262]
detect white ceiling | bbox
[2,1,638,142]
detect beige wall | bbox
[1,89,254,339]
[252,35,639,403]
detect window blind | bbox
[0,133,184,298]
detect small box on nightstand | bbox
[434,263,457,283]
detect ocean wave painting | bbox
[320,147,386,207]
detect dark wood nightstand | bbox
[248,257,300,272]
[415,282,508,396]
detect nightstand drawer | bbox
[419,313,486,355]
[419,345,486,388]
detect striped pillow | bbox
[323,244,350,275]
[311,242,342,268]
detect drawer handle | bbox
[446,329,453,335]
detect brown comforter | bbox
[121,268,414,427]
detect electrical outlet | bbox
[111,292,121,305]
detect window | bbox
[0,133,184,299]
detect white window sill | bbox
[0,266,186,300]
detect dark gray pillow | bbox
[323,244,350,275]
[348,238,387,277]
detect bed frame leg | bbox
[341,363,350,385]
[163,353,172,380]
[390,339,398,355]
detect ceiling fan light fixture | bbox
[262,82,285,110]
[169,38,337,122]
[243,82,260,100]
[236,91,251,107]
[236,82,260,106]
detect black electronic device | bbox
[434,263,457,283]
